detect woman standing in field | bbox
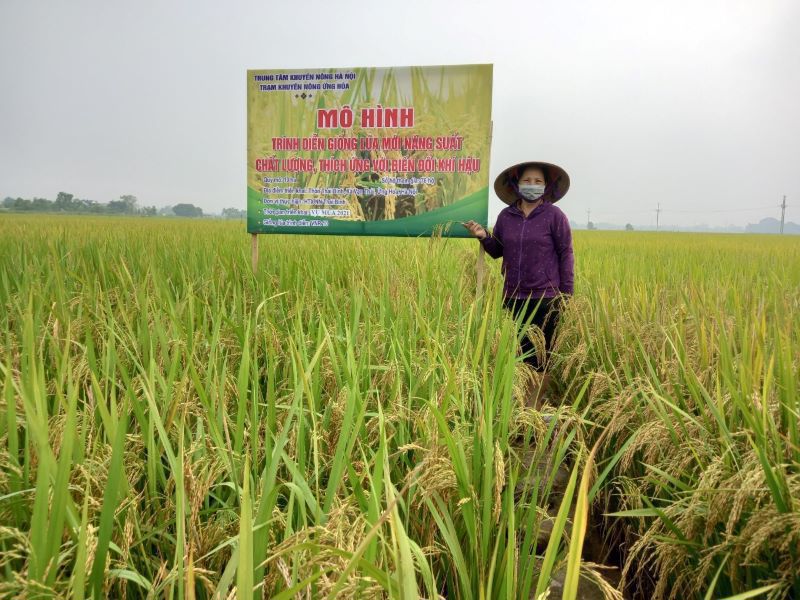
[463,161,574,407]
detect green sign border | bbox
[247,185,488,237]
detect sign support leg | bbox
[251,234,259,274]
[476,243,486,296]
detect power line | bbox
[666,206,781,213]
[589,204,781,216]
[586,209,654,215]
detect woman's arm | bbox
[552,211,574,295]
[479,217,504,259]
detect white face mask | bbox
[518,183,546,202]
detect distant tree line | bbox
[1,192,247,219]
[1,192,161,216]
[171,203,203,218]
[221,207,246,219]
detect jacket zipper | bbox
[518,216,527,295]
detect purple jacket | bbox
[480,201,574,298]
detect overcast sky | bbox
[1,0,798,227]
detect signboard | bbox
[247,64,493,237]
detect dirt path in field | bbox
[512,431,632,600]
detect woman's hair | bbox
[513,164,549,186]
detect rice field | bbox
[1,214,798,600]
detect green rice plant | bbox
[2,215,796,600]
[554,232,800,600]
[0,215,538,598]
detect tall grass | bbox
[556,232,800,600]
[1,216,798,599]
[0,215,592,599]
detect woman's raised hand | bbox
[462,220,487,240]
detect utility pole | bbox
[780,195,787,234]
[587,208,591,229]
[656,203,661,232]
